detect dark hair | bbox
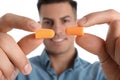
[37,0,77,12]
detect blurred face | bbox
[39,2,77,55]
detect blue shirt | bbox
[16,49,106,80]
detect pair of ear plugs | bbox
[35,26,84,38]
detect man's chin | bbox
[46,49,66,55]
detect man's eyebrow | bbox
[43,17,53,21]
[60,16,71,20]
[42,16,71,21]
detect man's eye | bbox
[42,20,53,28]
[63,19,70,23]
[44,21,52,25]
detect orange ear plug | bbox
[65,26,84,36]
[35,29,55,38]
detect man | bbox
[0,0,120,80]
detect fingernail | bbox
[24,63,32,75]
[78,17,87,25]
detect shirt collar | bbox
[73,49,81,69]
[40,48,82,69]
[40,50,51,68]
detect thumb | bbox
[17,34,43,55]
[75,33,108,62]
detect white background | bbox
[0,0,120,63]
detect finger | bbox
[18,34,43,55]
[75,33,120,79]
[78,9,120,27]
[77,9,120,79]
[0,33,32,75]
[0,13,41,32]
[101,57,120,80]
[106,20,120,63]
[0,48,15,80]
[115,37,120,65]
[0,70,6,80]
[75,33,108,62]
[78,9,120,62]
[11,67,19,80]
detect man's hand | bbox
[76,9,120,80]
[0,13,42,80]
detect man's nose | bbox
[52,24,65,34]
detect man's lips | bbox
[52,38,64,42]
[50,37,67,43]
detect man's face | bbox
[39,2,77,54]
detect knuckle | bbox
[106,9,117,14]
[0,13,13,32]
[2,13,11,19]
[105,9,120,21]
[1,13,13,23]
[107,9,116,13]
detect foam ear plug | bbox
[65,26,84,36]
[35,29,55,38]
